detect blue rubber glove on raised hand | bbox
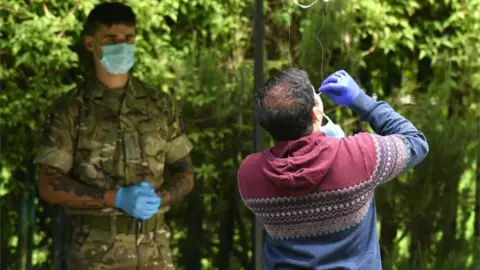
[318,70,361,107]
[115,181,161,220]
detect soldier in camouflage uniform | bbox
[35,3,194,270]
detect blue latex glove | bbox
[318,70,361,107]
[115,181,161,220]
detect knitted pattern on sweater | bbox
[238,133,409,240]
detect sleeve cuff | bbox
[165,135,193,164]
[33,147,73,174]
[350,91,378,120]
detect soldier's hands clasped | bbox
[115,181,161,220]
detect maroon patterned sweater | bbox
[238,132,408,239]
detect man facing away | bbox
[35,3,193,269]
[237,68,429,269]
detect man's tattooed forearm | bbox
[44,166,105,200]
[169,155,193,175]
[158,173,193,206]
[64,200,107,209]
[158,155,194,206]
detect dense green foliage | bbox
[1,0,479,269]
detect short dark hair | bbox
[83,2,136,36]
[255,68,315,141]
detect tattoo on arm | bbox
[44,166,105,200]
[65,201,106,209]
[169,155,194,175]
[39,165,109,209]
[63,200,107,208]
[157,155,194,207]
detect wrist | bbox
[350,91,376,118]
[105,190,118,208]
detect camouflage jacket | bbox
[34,75,193,213]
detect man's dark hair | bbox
[83,2,136,36]
[255,68,315,141]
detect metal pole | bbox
[253,0,264,269]
[16,127,36,270]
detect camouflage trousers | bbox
[68,223,173,270]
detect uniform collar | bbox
[84,72,139,99]
[128,76,148,99]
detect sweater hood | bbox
[262,132,339,195]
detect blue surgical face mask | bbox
[320,114,345,138]
[98,43,135,74]
[311,87,345,139]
